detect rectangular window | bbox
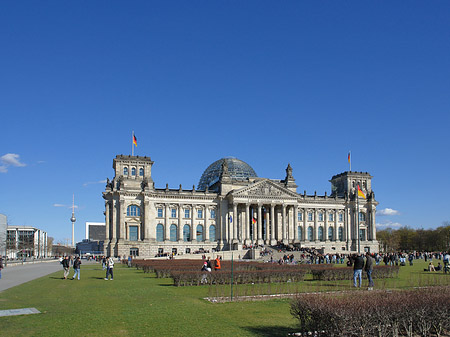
[318,213,323,221]
[129,226,138,241]
[359,229,366,241]
[171,208,177,218]
[184,209,190,218]
[210,209,216,219]
[157,208,163,218]
[329,213,334,222]
[298,212,302,221]
[130,248,139,256]
[308,212,313,221]
[339,213,343,222]
[197,209,203,219]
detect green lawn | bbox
[0,260,449,337]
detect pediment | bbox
[231,180,298,199]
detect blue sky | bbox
[1,1,449,243]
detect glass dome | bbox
[197,157,257,191]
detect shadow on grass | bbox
[243,325,297,337]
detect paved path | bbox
[0,260,96,292]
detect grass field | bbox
[0,259,449,337]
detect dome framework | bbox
[197,157,257,191]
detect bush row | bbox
[310,266,399,281]
[171,269,307,286]
[291,286,450,337]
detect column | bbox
[257,204,263,244]
[264,206,270,243]
[178,204,183,242]
[314,209,318,242]
[371,207,376,240]
[144,200,151,240]
[294,205,299,242]
[205,206,210,242]
[164,204,170,241]
[270,204,275,244]
[282,204,286,242]
[119,198,126,240]
[111,199,117,241]
[233,203,238,241]
[105,201,110,241]
[191,205,196,242]
[302,209,306,241]
[245,203,250,244]
[325,209,329,242]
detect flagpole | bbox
[132,131,134,156]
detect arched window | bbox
[196,225,203,242]
[156,224,164,242]
[338,227,343,241]
[170,224,177,242]
[318,226,324,241]
[297,226,302,241]
[328,227,333,241]
[139,168,144,176]
[131,167,136,176]
[209,225,216,241]
[308,226,313,241]
[183,225,191,242]
[359,212,366,222]
[127,205,141,216]
[123,167,128,175]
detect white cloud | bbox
[377,221,403,229]
[0,153,26,173]
[53,204,66,207]
[83,179,107,187]
[376,208,400,216]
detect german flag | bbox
[252,217,256,224]
[357,184,366,199]
[133,134,137,147]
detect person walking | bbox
[365,252,374,290]
[72,256,81,280]
[62,256,70,280]
[105,256,114,280]
[353,253,365,288]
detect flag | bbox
[348,152,351,163]
[252,218,256,224]
[357,184,366,199]
[133,134,137,147]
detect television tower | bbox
[70,194,76,247]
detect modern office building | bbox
[103,155,379,258]
[6,225,48,259]
[85,222,106,241]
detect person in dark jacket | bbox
[353,253,365,288]
[72,256,82,280]
[365,252,374,290]
[62,256,70,280]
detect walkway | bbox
[0,260,96,292]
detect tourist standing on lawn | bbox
[72,256,81,280]
[353,253,365,288]
[105,256,114,280]
[214,256,221,271]
[0,257,3,279]
[62,256,70,279]
[365,252,374,290]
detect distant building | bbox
[0,214,6,256]
[103,155,379,258]
[76,239,104,255]
[85,222,106,241]
[6,225,48,259]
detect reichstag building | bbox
[103,155,379,258]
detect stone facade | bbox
[103,155,379,258]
